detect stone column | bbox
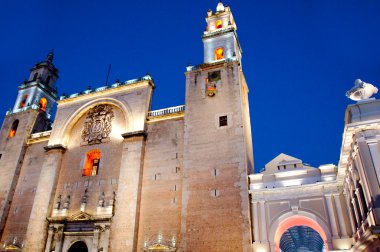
[325,194,339,238]
[355,189,366,221]
[54,224,64,252]
[44,226,55,252]
[24,146,65,252]
[259,201,268,242]
[333,193,348,237]
[109,132,146,252]
[93,225,101,252]
[251,200,259,242]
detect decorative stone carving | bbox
[81,104,114,145]
[143,234,177,251]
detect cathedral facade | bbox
[0,2,380,252]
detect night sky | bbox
[0,0,379,171]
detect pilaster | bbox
[93,225,101,252]
[325,194,340,238]
[102,224,111,252]
[24,146,65,251]
[333,193,349,237]
[251,200,259,242]
[54,224,64,252]
[44,226,55,252]
[109,132,146,252]
[259,201,268,242]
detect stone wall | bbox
[182,61,252,252]
[0,140,47,247]
[137,117,184,250]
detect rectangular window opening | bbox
[219,116,228,127]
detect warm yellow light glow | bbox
[8,120,19,138]
[39,97,47,111]
[83,149,101,176]
[214,47,224,60]
[20,94,28,108]
[216,20,222,29]
[8,129,16,138]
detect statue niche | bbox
[81,104,114,145]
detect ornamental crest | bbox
[81,104,114,145]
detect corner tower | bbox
[12,52,58,120]
[182,2,253,251]
[0,53,59,236]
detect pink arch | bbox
[274,215,329,252]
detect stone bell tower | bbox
[182,2,253,251]
[12,52,58,119]
[0,52,59,236]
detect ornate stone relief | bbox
[81,104,114,145]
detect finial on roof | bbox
[216,1,225,12]
[346,79,378,101]
[46,50,54,63]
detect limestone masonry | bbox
[1,2,380,252]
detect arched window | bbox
[214,47,224,60]
[83,149,101,176]
[8,120,19,138]
[33,72,38,81]
[38,97,47,112]
[216,20,223,29]
[20,94,28,108]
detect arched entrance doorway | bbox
[272,213,330,252]
[68,241,88,252]
[280,225,325,252]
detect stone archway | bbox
[270,211,332,252]
[68,240,88,252]
[280,225,325,252]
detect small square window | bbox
[219,116,228,127]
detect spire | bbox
[216,1,225,12]
[46,50,54,63]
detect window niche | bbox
[205,70,221,97]
[20,95,28,109]
[219,116,228,127]
[214,47,224,60]
[215,20,223,29]
[8,120,19,138]
[38,97,47,112]
[83,149,101,176]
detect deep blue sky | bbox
[0,1,379,171]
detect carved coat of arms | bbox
[81,105,114,145]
